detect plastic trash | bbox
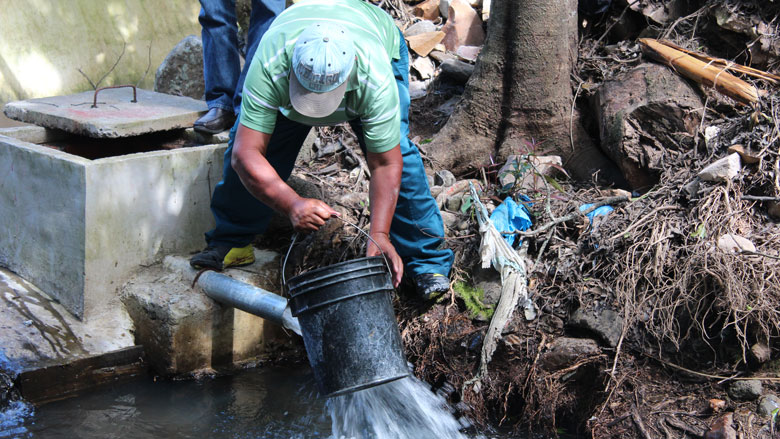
[579,203,613,225]
[489,197,532,246]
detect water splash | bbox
[0,349,34,438]
[326,377,475,439]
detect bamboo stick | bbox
[657,39,780,84]
[639,38,760,105]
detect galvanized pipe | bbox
[197,271,301,335]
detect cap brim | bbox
[289,73,347,118]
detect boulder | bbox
[441,0,485,51]
[434,170,456,187]
[727,380,762,401]
[154,35,205,100]
[456,45,482,62]
[699,153,741,183]
[404,20,437,38]
[413,0,440,21]
[409,79,431,100]
[717,233,755,254]
[412,56,436,80]
[757,394,780,418]
[569,307,623,347]
[593,63,703,189]
[440,59,474,84]
[539,337,601,371]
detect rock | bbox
[682,178,700,199]
[593,63,703,189]
[768,201,780,220]
[434,170,456,187]
[404,20,437,38]
[538,314,565,334]
[413,0,440,21]
[411,56,436,80]
[445,193,463,211]
[440,211,459,232]
[497,155,563,192]
[430,185,444,198]
[436,96,461,117]
[757,394,780,418]
[429,50,457,64]
[712,5,780,67]
[409,79,431,100]
[727,380,762,401]
[699,153,741,183]
[439,0,451,19]
[704,126,721,149]
[727,144,760,165]
[471,266,501,305]
[629,0,687,24]
[456,45,482,62]
[441,0,485,52]
[717,233,756,254]
[569,307,623,347]
[406,31,446,57]
[704,413,736,439]
[154,35,205,100]
[440,59,474,84]
[539,337,601,371]
[751,343,772,364]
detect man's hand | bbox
[367,232,403,288]
[289,198,339,232]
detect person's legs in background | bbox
[195,0,283,134]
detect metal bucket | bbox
[286,256,409,397]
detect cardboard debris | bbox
[406,31,446,57]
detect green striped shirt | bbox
[240,0,402,153]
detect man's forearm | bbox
[366,146,403,236]
[231,124,301,216]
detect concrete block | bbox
[121,252,292,375]
[0,128,225,318]
[3,88,207,138]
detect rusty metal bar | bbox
[91,85,138,108]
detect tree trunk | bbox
[427,0,625,184]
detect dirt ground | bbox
[273,0,780,437]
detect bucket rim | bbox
[321,373,409,398]
[286,256,387,288]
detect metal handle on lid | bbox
[281,216,393,287]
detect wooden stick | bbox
[658,40,780,84]
[639,38,760,105]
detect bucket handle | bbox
[281,216,393,287]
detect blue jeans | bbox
[205,29,454,278]
[199,0,284,115]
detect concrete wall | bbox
[0,127,226,318]
[0,0,201,104]
[0,135,89,315]
[84,145,224,318]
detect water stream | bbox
[2,366,522,439]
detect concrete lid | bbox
[3,88,207,138]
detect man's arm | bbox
[231,123,338,232]
[365,145,404,287]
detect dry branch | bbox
[639,38,760,105]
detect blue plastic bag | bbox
[490,197,533,246]
[579,203,614,224]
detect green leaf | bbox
[544,175,564,192]
[420,138,433,144]
[691,223,707,239]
